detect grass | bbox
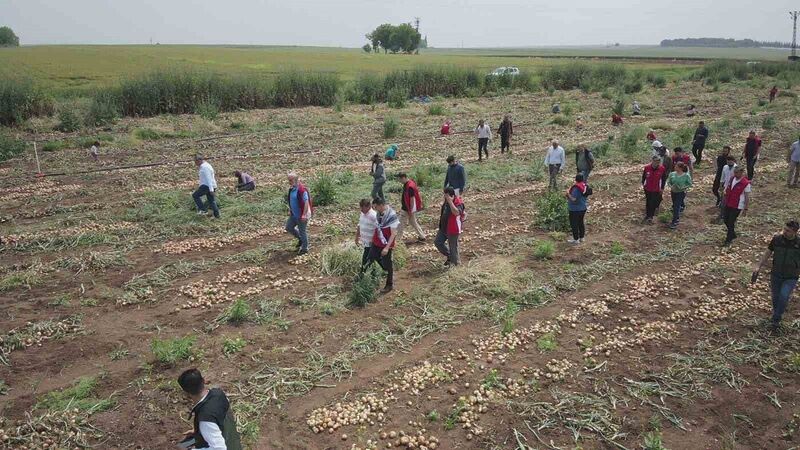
[383,116,400,138]
[222,298,252,324]
[536,332,557,352]
[150,336,196,366]
[348,265,382,307]
[533,241,555,260]
[428,104,446,115]
[609,241,625,255]
[535,192,570,232]
[320,243,363,277]
[642,431,668,450]
[0,131,27,162]
[35,376,115,413]
[222,337,247,356]
[311,173,337,206]
[0,77,54,126]
[500,299,520,335]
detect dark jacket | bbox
[498,120,513,138]
[192,388,242,450]
[769,234,800,278]
[444,163,466,190]
[693,126,709,144]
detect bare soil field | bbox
[1,79,799,450]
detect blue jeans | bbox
[285,215,308,251]
[771,274,798,324]
[670,191,686,225]
[192,185,220,218]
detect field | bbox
[1,54,800,450]
[0,44,751,96]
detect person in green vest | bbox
[666,161,692,229]
[178,368,242,450]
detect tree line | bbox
[660,38,792,49]
[364,23,425,54]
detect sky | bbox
[1,0,797,48]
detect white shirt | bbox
[198,161,218,192]
[194,391,227,450]
[358,210,378,247]
[90,145,99,156]
[721,164,737,190]
[791,141,800,163]
[729,177,752,209]
[544,146,566,166]
[475,124,492,139]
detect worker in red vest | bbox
[722,167,751,246]
[440,119,451,135]
[367,197,400,293]
[641,155,668,224]
[769,85,778,103]
[396,173,425,242]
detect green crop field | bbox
[1,44,763,96]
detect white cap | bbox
[651,140,662,148]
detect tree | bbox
[0,26,19,47]
[362,43,372,53]
[365,23,421,54]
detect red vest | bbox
[442,197,465,235]
[287,183,312,218]
[672,154,690,166]
[441,123,450,135]
[402,180,424,212]
[643,164,666,192]
[724,177,750,209]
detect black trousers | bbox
[500,136,510,153]
[568,210,586,240]
[723,206,741,243]
[361,247,370,268]
[692,142,705,164]
[746,157,757,180]
[712,177,722,204]
[366,246,393,287]
[478,138,489,160]
[236,181,255,191]
[644,190,662,219]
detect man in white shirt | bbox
[356,198,378,269]
[178,368,241,450]
[193,155,220,218]
[788,139,800,187]
[716,155,737,222]
[544,140,566,190]
[475,119,492,161]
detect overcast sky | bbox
[1,0,796,47]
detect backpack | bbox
[584,185,594,197]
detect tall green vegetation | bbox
[0,26,19,47]
[366,23,421,54]
[541,62,628,92]
[535,192,570,232]
[0,78,54,126]
[0,131,26,163]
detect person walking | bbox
[475,119,492,161]
[434,187,465,267]
[565,173,589,243]
[285,172,312,255]
[672,147,693,174]
[691,121,709,166]
[177,368,242,450]
[642,155,668,224]
[575,144,595,182]
[769,85,779,103]
[666,162,692,229]
[367,197,399,293]
[722,167,751,246]
[356,198,378,269]
[712,146,732,206]
[787,138,800,187]
[497,115,513,154]
[743,130,762,181]
[233,171,255,192]
[544,140,566,190]
[89,141,100,162]
[192,155,220,219]
[753,220,800,331]
[715,155,738,223]
[650,140,664,158]
[444,155,466,196]
[396,173,425,242]
[656,145,673,174]
[370,154,386,201]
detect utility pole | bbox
[790,11,800,61]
